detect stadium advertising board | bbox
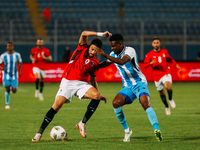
[0,62,199,82]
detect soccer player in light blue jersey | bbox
[0,42,22,109]
[98,34,162,142]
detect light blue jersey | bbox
[0,51,22,88]
[108,46,150,103]
[109,46,147,87]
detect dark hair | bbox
[90,38,103,48]
[152,37,161,42]
[109,34,123,42]
[7,41,13,44]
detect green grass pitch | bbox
[0,82,199,150]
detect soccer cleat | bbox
[169,99,176,108]
[76,121,86,138]
[32,133,42,142]
[5,105,10,110]
[35,90,39,98]
[154,130,163,141]
[39,93,44,101]
[165,107,171,115]
[123,129,132,142]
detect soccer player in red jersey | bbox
[30,38,52,101]
[32,31,112,142]
[144,37,181,115]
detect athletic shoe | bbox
[169,99,176,108]
[32,133,42,142]
[154,130,163,141]
[123,129,132,142]
[35,90,39,98]
[5,105,10,110]
[39,93,44,101]
[165,107,171,115]
[76,121,86,138]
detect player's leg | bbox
[38,70,46,101]
[113,94,132,142]
[32,95,67,142]
[112,87,134,142]
[138,83,162,141]
[5,86,11,109]
[155,79,170,115]
[33,67,40,98]
[164,80,176,108]
[76,86,103,138]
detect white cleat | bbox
[35,90,39,98]
[5,105,10,110]
[169,99,176,108]
[39,93,44,101]
[165,107,171,115]
[32,133,42,142]
[76,121,86,138]
[123,129,132,142]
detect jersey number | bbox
[158,56,162,63]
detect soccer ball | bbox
[50,126,66,140]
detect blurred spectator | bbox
[197,52,200,61]
[62,46,72,62]
[43,8,51,21]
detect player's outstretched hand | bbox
[100,96,107,103]
[103,31,112,38]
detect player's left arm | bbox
[19,62,22,76]
[43,55,52,61]
[165,50,181,70]
[79,31,112,46]
[90,76,107,103]
[90,76,98,91]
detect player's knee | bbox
[12,89,17,93]
[93,92,101,100]
[112,100,121,108]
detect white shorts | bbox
[55,78,93,101]
[33,67,45,78]
[154,74,172,91]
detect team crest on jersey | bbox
[84,59,90,65]
[91,62,95,67]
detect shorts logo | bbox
[84,59,90,65]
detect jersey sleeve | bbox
[143,53,152,68]
[124,47,135,59]
[0,55,3,64]
[18,53,22,63]
[165,50,177,65]
[44,48,51,57]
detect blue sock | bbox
[5,92,10,106]
[146,107,159,130]
[114,107,129,130]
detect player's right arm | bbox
[143,53,156,68]
[98,60,112,68]
[30,49,36,63]
[79,31,112,46]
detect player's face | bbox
[88,44,99,58]
[110,41,123,54]
[6,43,14,54]
[36,39,43,49]
[152,39,161,51]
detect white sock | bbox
[125,128,130,133]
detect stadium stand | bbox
[0,0,199,61]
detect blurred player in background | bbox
[0,42,22,109]
[144,37,181,115]
[32,30,111,142]
[98,34,162,142]
[30,38,52,101]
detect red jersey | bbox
[62,44,99,82]
[144,49,177,81]
[31,47,51,70]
